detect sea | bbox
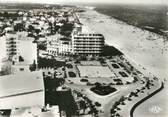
[92,4,168,36]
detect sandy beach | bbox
[77,8,168,116]
[77,8,168,80]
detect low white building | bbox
[47,35,60,56]
[47,36,73,56]
[0,71,61,117]
[58,38,73,55]
[0,71,45,109]
[11,61,32,74]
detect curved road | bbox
[134,80,168,117]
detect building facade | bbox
[58,38,73,55]
[47,24,105,56]
[1,32,37,74]
[5,33,19,59]
[47,36,73,56]
[5,32,37,64]
[72,33,104,55]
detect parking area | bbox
[65,56,144,85]
[77,65,115,78]
[65,62,79,78]
[106,57,136,84]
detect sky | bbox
[0,0,167,5]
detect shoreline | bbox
[95,9,168,37]
[91,5,168,36]
[77,7,168,80]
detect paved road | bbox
[99,82,143,117]
[134,80,168,117]
[65,80,144,117]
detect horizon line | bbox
[0,1,167,6]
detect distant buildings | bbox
[0,7,105,74]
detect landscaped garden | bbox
[112,63,120,69]
[119,71,128,77]
[80,78,89,82]
[66,63,73,69]
[90,83,117,96]
[68,71,76,77]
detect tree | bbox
[35,29,41,34]
[27,25,35,32]
[101,45,123,56]
[19,56,24,62]
[38,43,46,50]
[119,96,125,102]
[113,101,119,109]
[146,79,151,89]
[3,11,9,18]
[95,82,101,88]
[80,100,87,113]
[60,23,74,36]
[14,23,25,31]
[111,108,116,114]
[54,25,60,31]
[29,60,36,71]
[95,102,101,107]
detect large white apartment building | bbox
[5,32,37,64]
[47,24,104,56]
[0,32,37,74]
[72,24,104,55]
[5,33,19,59]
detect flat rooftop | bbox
[0,71,45,109]
[10,106,60,117]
